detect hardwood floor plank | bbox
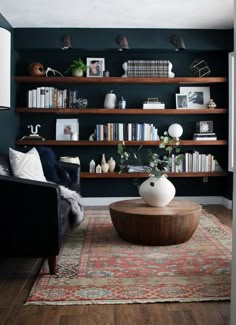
[87,305,114,325]
[59,315,87,325]
[114,304,169,325]
[167,310,197,325]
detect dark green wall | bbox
[0,14,17,154]
[1,25,234,198]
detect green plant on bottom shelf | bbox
[117,131,184,178]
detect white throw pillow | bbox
[9,147,46,182]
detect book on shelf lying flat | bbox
[193,132,217,140]
[143,103,165,109]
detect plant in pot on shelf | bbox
[117,125,184,207]
[65,58,88,77]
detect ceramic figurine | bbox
[89,159,96,173]
[108,157,116,172]
[208,99,217,109]
[95,164,102,173]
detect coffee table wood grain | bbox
[109,199,202,245]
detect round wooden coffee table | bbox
[109,199,202,246]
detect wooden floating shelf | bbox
[81,172,227,179]
[15,140,228,146]
[14,76,227,84]
[15,108,228,115]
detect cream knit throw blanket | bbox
[59,185,84,226]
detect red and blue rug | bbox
[26,209,232,305]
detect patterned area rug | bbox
[26,209,232,305]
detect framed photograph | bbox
[179,86,210,108]
[86,58,105,77]
[56,118,79,140]
[176,94,188,109]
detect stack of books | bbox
[193,132,217,140]
[143,98,165,109]
[127,60,174,77]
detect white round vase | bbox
[139,176,176,207]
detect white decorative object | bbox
[45,67,64,77]
[207,99,217,108]
[0,27,11,109]
[96,164,102,173]
[107,157,116,172]
[89,159,96,173]
[139,176,176,207]
[121,62,128,77]
[101,162,109,173]
[28,124,41,136]
[9,147,46,182]
[104,90,116,109]
[168,123,183,139]
[60,156,80,165]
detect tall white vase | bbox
[139,176,176,207]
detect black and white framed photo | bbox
[56,118,79,141]
[179,86,210,108]
[176,94,188,109]
[86,58,105,77]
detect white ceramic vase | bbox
[72,69,83,77]
[107,157,116,172]
[139,176,176,207]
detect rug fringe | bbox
[24,297,230,306]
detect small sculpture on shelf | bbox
[190,59,211,77]
[95,164,102,173]
[76,98,88,108]
[20,124,45,141]
[207,99,217,109]
[45,67,64,77]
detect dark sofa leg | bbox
[48,256,56,274]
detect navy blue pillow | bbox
[37,147,60,183]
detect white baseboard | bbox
[81,196,232,209]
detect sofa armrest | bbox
[57,161,80,193]
[0,175,63,256]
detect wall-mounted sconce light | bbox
[0,27,11,110]
[170,35,186,51]
[61,34,72,50]
[116,35,129,51]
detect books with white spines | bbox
[143,103,165,109]
[194,137,217,140]
[40,87,45,108]
[44,87,50,108]
[193,132,217,140]
[28,90,32,108]
[127,123,132,141]
[36,87,41,107]
[32,89,37,108]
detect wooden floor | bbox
[0,205,232,325]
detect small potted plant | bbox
[66,58,88,77]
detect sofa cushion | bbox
[9,147,46,182]
[37,146,61,183]
[0,155,11,176]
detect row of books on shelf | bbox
[127,152,222,173]
[95,123,159,141]
[27,88,80,108]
